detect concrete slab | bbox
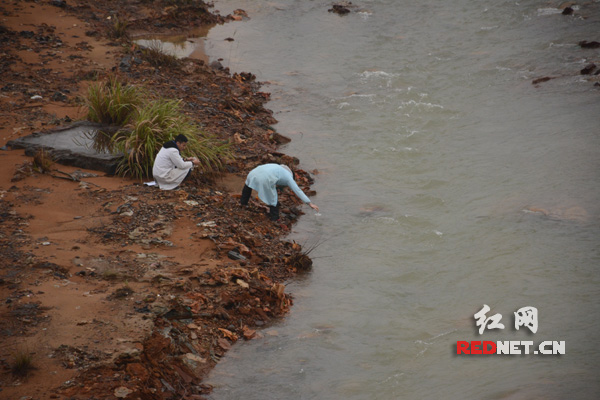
[7,122,122,174]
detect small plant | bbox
[140,40,180,68]
[288,250,313,272]
[112,285,134,299]
[11,349,34,377]
[109,15,129,39]
[102,269,119,281]
[32,149,54,173]
[287,238,331,272]
[78,70,100,81]
[286,241,314,272]
[86,76,145,128]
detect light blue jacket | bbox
[246,164,311,206]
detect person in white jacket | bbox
[240,163,319,221]
[152,134,199,190]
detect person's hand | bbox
[308,203,319,212]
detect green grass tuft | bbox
[85,77,231,180]
[113,99,231,179]
[86,76,144,127]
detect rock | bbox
[115,348,141,364]
[532,76,554,85]
[217,338,231,350]
[233,9,248,18]
[329,4,351,15]
[51,91,67,101]
[242,326,256,339]
[160,379,176,392]
[114,386,132,398]
[184,353,206,363]
[210,60,224,70]
[50,0,67,8]
[162,307,193,320]
[119,56,132,71]
[128,227,144,239]
[580,63,596,75]
[579,40,600,49]
[198,221,216,227]
[227,250,246,261]
[562,6,573,15]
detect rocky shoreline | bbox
[0,1,315,399]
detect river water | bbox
[197,1,600,399]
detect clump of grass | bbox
[288,251,313,272]
[113,98,231,179]
[109,15,129,39]
[85,76,145,152]
[287,241,314,272]
[139,40,180,68]
[32,149,54,173]
[86,76,145,127]
[78,69,100,82]
[11,350,34,377]
[86,77,231,180]
[287,238,332,272]
[111,285,134,299]
[102,269,119,281]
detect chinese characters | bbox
[475,305,538,334]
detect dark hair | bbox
[175,134,188,143]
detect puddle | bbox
[7,122,121,174]
[133,27,212,63]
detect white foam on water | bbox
[536,8,563,16]
[398,100,444,110]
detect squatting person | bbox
[152,134,199,190]
[240,163,319,221]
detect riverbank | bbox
[0,1,315,399]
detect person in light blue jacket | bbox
[241,163,319,221]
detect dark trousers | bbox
[183,168,192,182]
[241,184,279,221]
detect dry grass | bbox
[139,40,180,68]
[32,149,54,173]
[109,15,129,39]
[11,349,35,377]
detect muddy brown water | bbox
[156,1,599,399]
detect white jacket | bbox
[152,146,193,190]
[245,163,311,206]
